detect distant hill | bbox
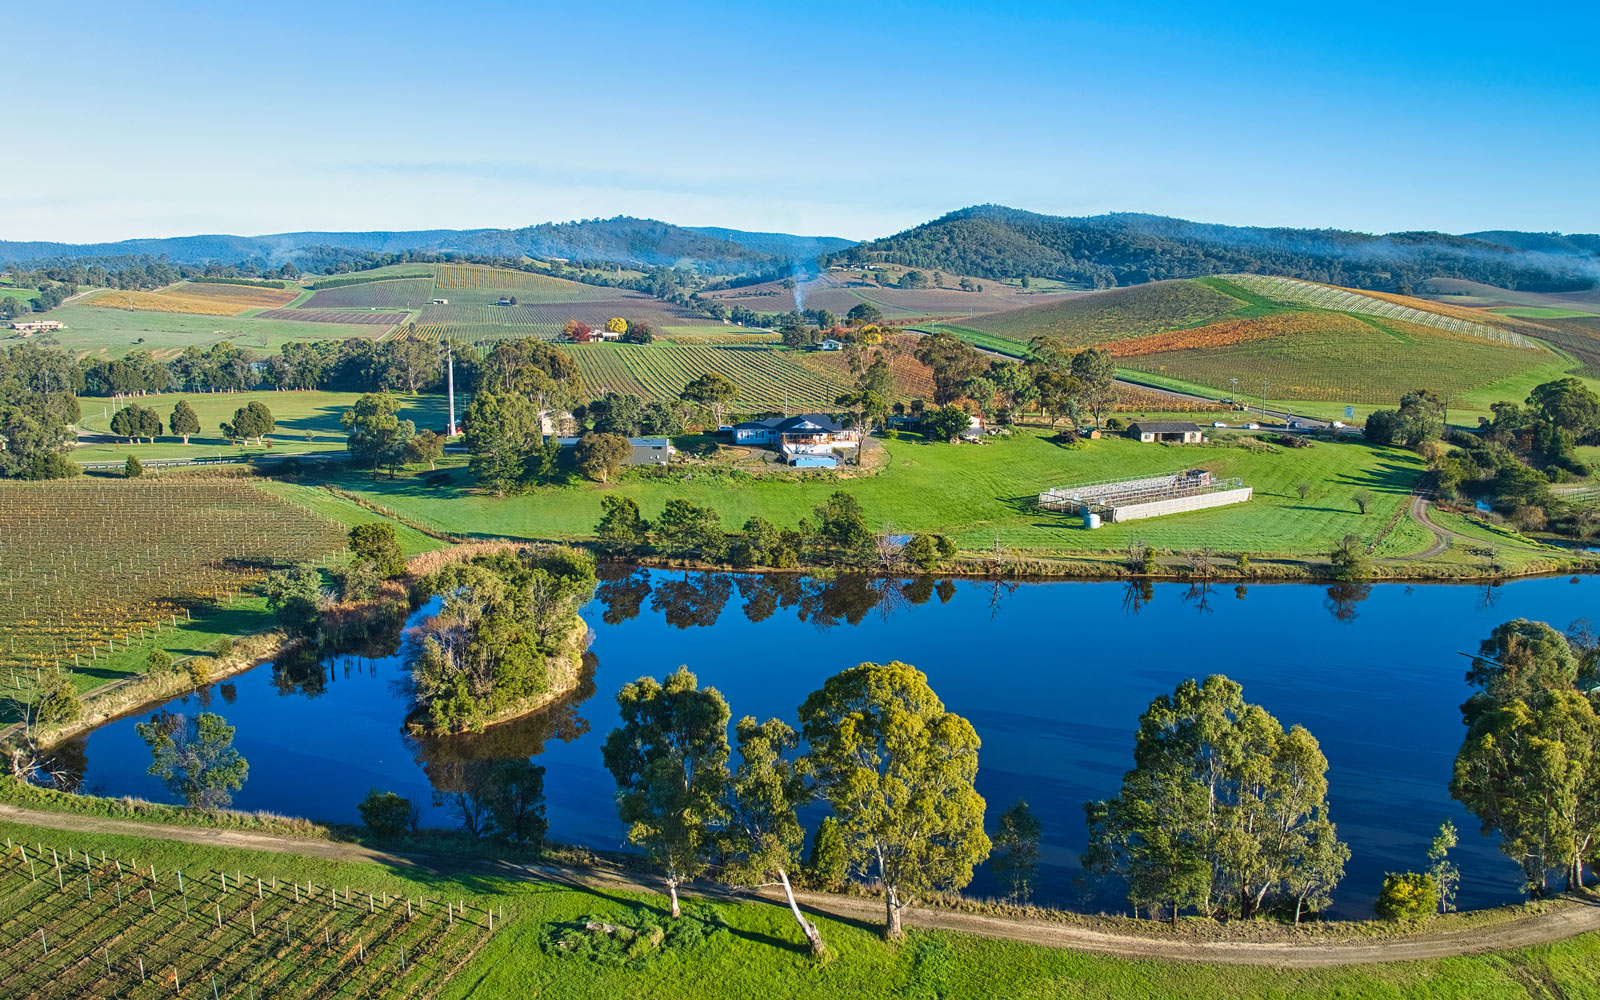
[827,206,1600,293]
[687,227,854,263]
[0,217,856,274]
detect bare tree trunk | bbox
[667,878,681,919]
[777,868,825,955]
[884,886,903,940]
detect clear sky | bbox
[5,0,1597,243]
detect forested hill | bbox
[0,218,855,274]
[825,205,1600,293]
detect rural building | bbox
[732,413,858,468]
[9,319,64,332]
[555,436,676,466]
[1037,470,1252,525]
[815,338,843,351]
[1127,420,1203,444]
[596,328,623,341]
[431,297,449,305]
[496,297,512,305]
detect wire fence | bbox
[0,838,505,999]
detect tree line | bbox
[1363,379,1600,540]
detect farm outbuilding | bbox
[555,436,676,466]
[1037,470,1252,526]
[1127,421,1204,444]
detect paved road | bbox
[3,803,1596,967]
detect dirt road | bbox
[3,803,1596,967]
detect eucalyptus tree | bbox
[601,666,730,918]
[720,716,826,954]
[799,660,990,938]
[1084,675,1344,922]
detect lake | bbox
[57,568,1599,919]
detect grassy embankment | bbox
[0,815,1598,1000]
[313,426,1575,575]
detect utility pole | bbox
[1260,380,1269,423]
[446,344,458,437]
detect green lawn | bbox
[255,480,448,556]
[75,390,449,463]
[321,428,1425,560]
[2,818,1599,1000]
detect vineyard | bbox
[1223,274,1541,347]
[412,300,708,345]
[960,279,1247,345]
[310,267,438,290]
[433,265,622,304]
[257,309,407,326]
[791,339,938,400]
[0,481,347,700]
[1118,315,1553,403]
[1104,311,1376,357]
[565,343,854,409]
[0,840,499,999]
[85,283,299,318]
[300,279,438,310]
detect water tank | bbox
[1083,511,1102,530]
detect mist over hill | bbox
[6,207,1597,293]
[826,206,1600,293]
[0,218,851,274]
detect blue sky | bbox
[6,0,1597,242]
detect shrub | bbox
[212,637,235,658]
[146,649,173,675]
[1105,417,1124,431]
[357,789,415,838]
[1375,871,1437,922]
[903,533,940,571]
[805,816,849,892]
[124,455,144,478]
[188,657,214,687]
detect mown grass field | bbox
[43,305,387,355]
[326,428,1429,561]
[74,390,448,464]
[2,818,1599,1000]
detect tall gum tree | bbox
[721,716,825,954]
[799,660,989,939]
[601,666,730,919]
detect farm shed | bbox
[9,319,65,332]
[1037,470,1251,525]
[815,339,843,351]
[555,436,676,466]
[430,297,449,305]
[1127,421,1203,444]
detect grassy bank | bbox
[2,815,1599,999]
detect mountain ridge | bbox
[826,205,1600,293]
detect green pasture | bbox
[319,428,1431,561]
[40,304,389,355]
[74,390,449,463]
[1,818,1599,1000]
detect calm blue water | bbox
[62,570,1600,918]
